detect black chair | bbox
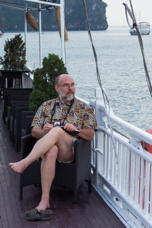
[19,134,91,201]
[21,111,35,136]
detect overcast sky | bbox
[104,0,152,26]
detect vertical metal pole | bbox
[60,0,65,64]
[24,6,28,61]
[24,5,28,88]
[24,4,27,72]
[38,4,42,67]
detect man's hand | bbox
[63,123,78,132]
[63,123,95,140]
[31,124,53,139]
[43,123,53,135]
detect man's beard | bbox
[59,91,74,101]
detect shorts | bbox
[57,137,77,163]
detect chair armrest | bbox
[21,134,37,158]
[72,138,92,187]
[74,138,91,167]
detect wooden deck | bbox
[0,104,125,228]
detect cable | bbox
[82,0,110,113]
[123,2,134,28]
[82,0,119,168]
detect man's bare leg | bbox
[9,127,65,173]
[33,135,74,211]
[36,146,58,211]
[9,127,74,174]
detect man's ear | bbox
[55,85,58,92]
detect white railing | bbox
[91,92,152,228]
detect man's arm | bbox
[78,128,95,141]
[31,123,53,139]
[31,127,44,139]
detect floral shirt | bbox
[32,97,97,130]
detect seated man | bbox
[9,74,97,221]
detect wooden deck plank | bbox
[0,104,125,228]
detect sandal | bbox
[24,208,53,221]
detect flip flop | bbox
[24,208,53,221]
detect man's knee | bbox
[44,146,58,160]
[48,126,67,139]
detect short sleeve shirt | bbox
[32,97,97,130]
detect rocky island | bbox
[0,0,108,31]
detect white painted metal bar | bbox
[150,167,152,216]
[113,141,117,186]
[24,6,27,47]
[118,143,123,191]
[139,158,145,209]
[111,136,115,184]
[108,137,112,182]
[107,136,110,180]
[121,146,127,194]
[105,134,108,178]
[101,132,106,176]
[130,158,134,200]
[38,4,42,67]
[26,0,60,7]
[144,162,150,214]
[125,148,130,197]
[60,0,65,63]
[102,133,106,177]
[134,155,140,204]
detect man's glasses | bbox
[59,83,76,88]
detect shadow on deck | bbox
[0,105,125,228]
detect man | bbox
[9,74,97,220]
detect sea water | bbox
[1,26,152,130]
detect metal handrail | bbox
[92,99,152,227]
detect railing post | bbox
[129,137,143,150]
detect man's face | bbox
[55,76,76,101]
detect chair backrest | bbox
[21,111,35,136]
[2,88,32,122]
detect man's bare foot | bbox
[36,199,51,211]
[9,160,27,174]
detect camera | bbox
[53,122,61,127]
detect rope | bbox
[82,0,119,167]
[123,3,134,28]
[123,1,152,97]
[82,0,110,113]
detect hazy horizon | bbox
[105,0,152,26]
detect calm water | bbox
[1,26,152,129]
